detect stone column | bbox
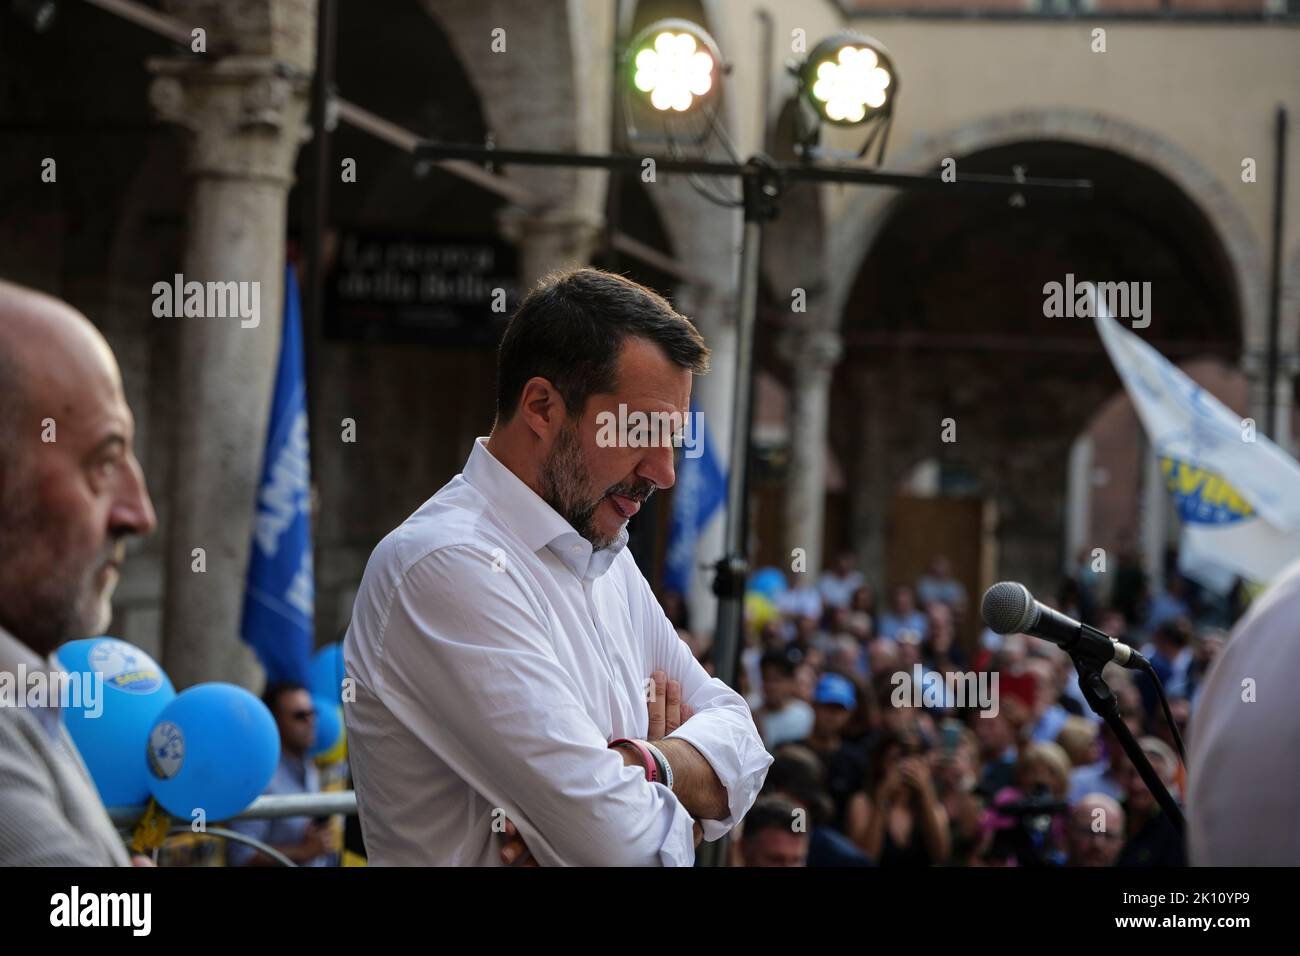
[850,367,889,588]
[150,3,316,689]
[672,282,736,643]
[496,208,605,292]
[779,328,843,583]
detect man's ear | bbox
[517,376,567,440]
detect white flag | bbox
[1094,308,1300,586]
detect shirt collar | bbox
[463,437,628,580]
[281,749,308,784]
[0,623,65,740]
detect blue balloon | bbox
[748,567,788,601]
[54,638,176,808]
[146,683,280,822]
[309,643,345,705]
[308,696,342,757]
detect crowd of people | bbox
[662,550,1233,867]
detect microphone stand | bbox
[1066,631,1186,835]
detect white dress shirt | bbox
[344,437,771,865]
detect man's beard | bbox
[0,488,118,653]
[536,421,655,552]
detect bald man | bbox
[0,280,157,866]
[1066,793,1125,867]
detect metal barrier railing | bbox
[109,791,359,867]
[107,790,358,827]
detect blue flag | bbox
[241,264,314,685]
[663,401,726,596]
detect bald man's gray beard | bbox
[0,487,117,653]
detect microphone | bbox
[980,581,1148,670]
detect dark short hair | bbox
[865,725,928,792]
[1156,617,1193,649]
[760,647,802,678]
[494,268,710,424]
[742,795,807,842]
[263,681,310,716]
[763,744,832,826]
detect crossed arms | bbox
[502,670,731,864]
[372,546,770,866]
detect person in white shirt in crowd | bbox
[755,648,814,750]
[344,268,771,866]
[878,584,929,642]
[818,550,864,612]
[776,574,823,640]
[915,555,968,616]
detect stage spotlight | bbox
[628,19,722,115]
[800,33,896,126]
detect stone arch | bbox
[827,108,1267,350]
[419,0,614,237]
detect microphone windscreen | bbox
[981,581,1037,635]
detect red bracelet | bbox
[608,738,657,783]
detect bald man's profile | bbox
[0,280,157,866]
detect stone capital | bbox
[161,0,317,71]
[148,55,312,186]
[778,327,843,374]
[1241,348,1300,383]
[495,206,606,287]
[495,205,604,248]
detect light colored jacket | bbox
[1188,558,1300,865]
[0,625,130,866]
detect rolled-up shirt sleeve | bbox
[637,575,774,842]
[376,545,697,866]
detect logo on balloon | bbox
[88,639,163,694]
[147,720,185,779]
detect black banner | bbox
[325,232,520,346]
[2,865,1283,940]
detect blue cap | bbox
[814,673,857,709]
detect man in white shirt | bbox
[344,268,772,865]
[818,551,864,611]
